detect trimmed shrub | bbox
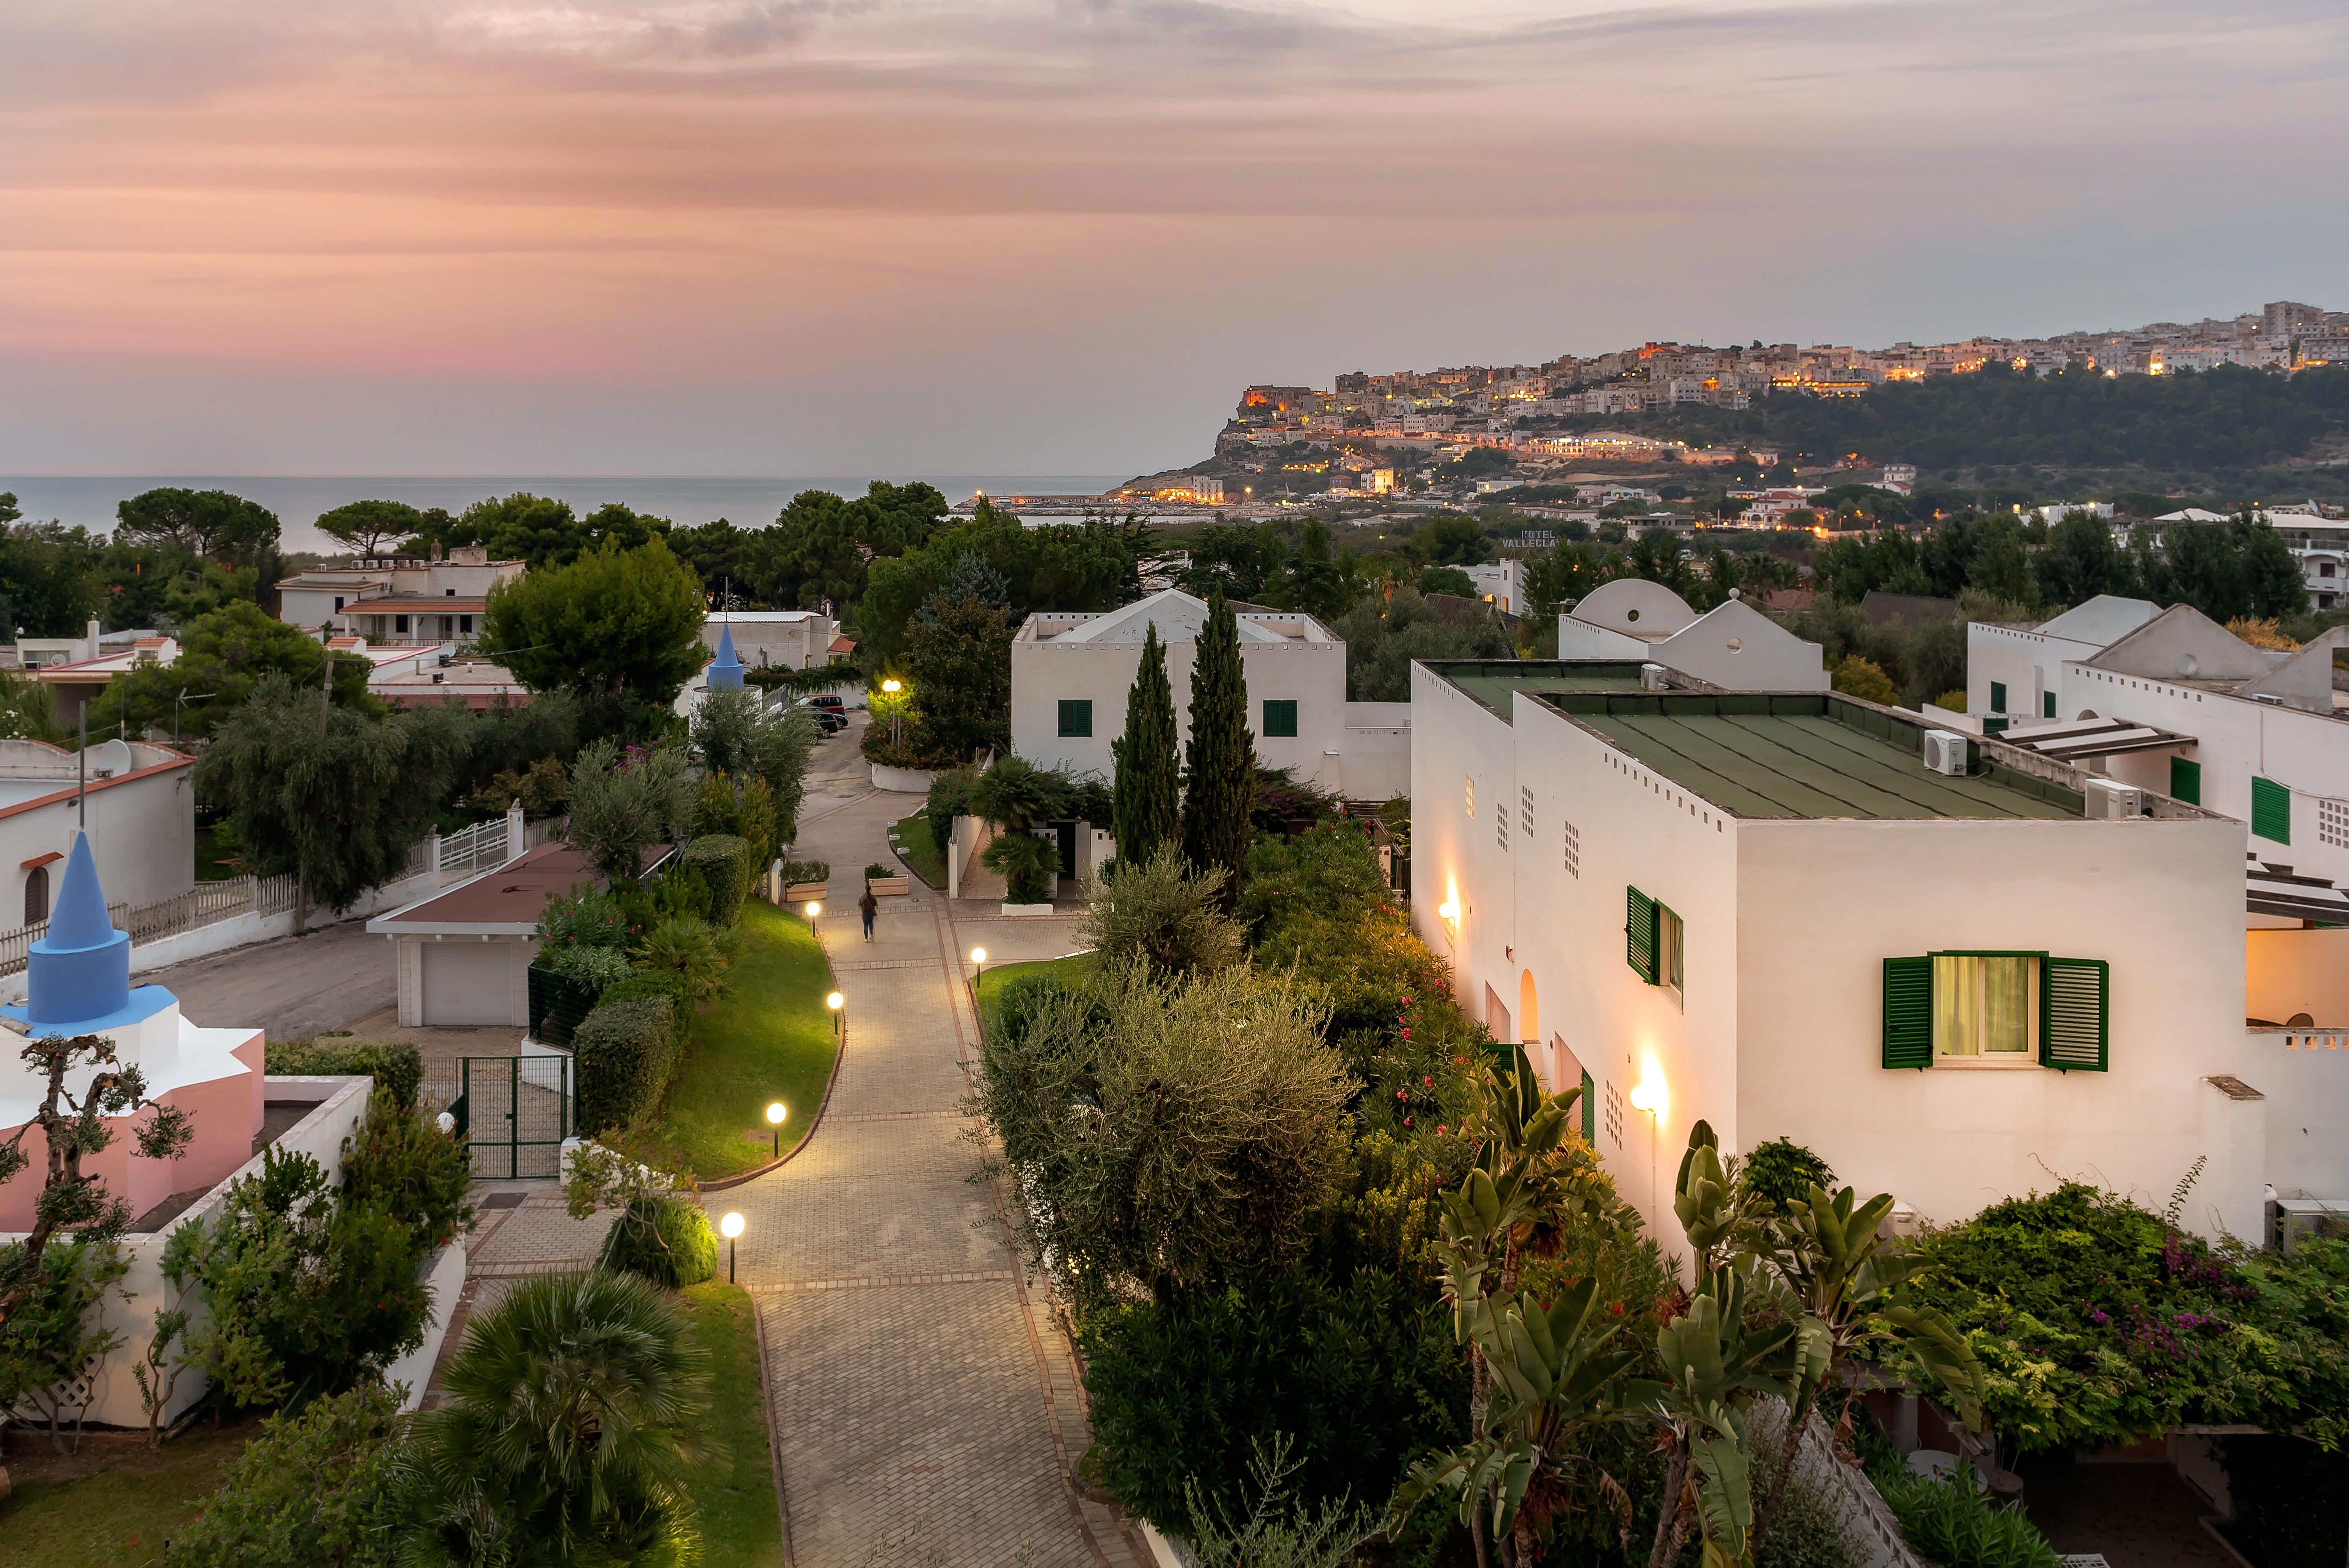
[341,1088,476,1253]
[681,832,752,927]
[166,1383,406,1567]
[1079,1267,1468,1535]
[572,998,678,1135]
[599,969,695,1039]
[534,942,634,990]
[264,1038,424,1110]
[597,1194,718,1288]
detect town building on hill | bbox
[276,547,525,642]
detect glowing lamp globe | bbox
[825,991,844,1011]
[719,1212,745,1240]
[766,1102,787,1127]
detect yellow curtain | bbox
[1983,956,2033,1053]
[1933,955,1979,1056]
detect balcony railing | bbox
[2247,1025,2349,1052]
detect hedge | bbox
[264,1039,425,1109]
[599,969,695,1040]
[527,964,603,1047]
[682,833,753,927]
[572,997,678,1135]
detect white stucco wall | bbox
[0,753,194,924]
[1341,702,1412,801]
[1011,633,1347,789]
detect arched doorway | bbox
[24,864,49,926]
[1518,969,1539,1048]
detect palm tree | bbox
[396,1269,713,1566]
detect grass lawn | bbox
[0,1416,258,1567]
[661,899,840,1180]
[679,1282,784,1566]
[973,953,1095,1026]
[887,810,947,888]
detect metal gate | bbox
[443,1054,574,1180]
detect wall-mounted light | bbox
[1437,900,1460,920]
[1628,1074,1667,1120]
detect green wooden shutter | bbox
[1262,699,1299,738]
[2040,957,2109,1071]
[1882,957,1933,1069]
[1580,1069,1595,1143]
[1057,699,1093,738]
[2043,692,2057,719]
[1990,681,2007,713]
[2252,776,2291,843]
[1625,887,1658,984]
[2169,756,2201,805]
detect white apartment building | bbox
[276,548,526,643]
[1970,600,2349,891]
[1409,664,2345,1254]
[1555,580,1830,691]
[1010,588,1406,798]
[1461,559,1528,615]
[0,737,195,924]
[696,611,839,672]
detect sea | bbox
[0,475,1134,556]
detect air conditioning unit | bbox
[1639,663,1670,691]
[2271,1196,2349,1255]
[1921,731,1968,776]
[2085,778,2144,819]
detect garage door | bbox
[422,941,514,1025]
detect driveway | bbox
[145,918,395,1040]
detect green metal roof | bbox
[1531,692,2083,821]
[1428,661,1650,719]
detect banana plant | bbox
[1391,1276,1639,1564]
[1743,1181,1986,1550]
[1630,1261,1801,1568]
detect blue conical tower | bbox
[708,623,744,692]
[28,832,130,1025]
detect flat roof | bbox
[1531,692,2085,820]
[375,841,597,931]
[1424,660,1653,720]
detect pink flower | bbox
[1396,1089,1407,1100]
[1404,1117,1414,1128]
[1399,1028,1412,1041]
[1422,1075,1432,1087]
[1437,1124,1448,1135]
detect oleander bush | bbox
[573,998,679,1135]
[536,882,629,949]
[264,1037,424,1110]
[533,941,635,991]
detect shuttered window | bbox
[1057,699,1093,738]
[2041,957,2109,1071]
[2043,692,2057,719]
[1262,699,1298,738]
[1882,953,2108,1071]
[2170,757,2201,805]
[1580,1069,1595,1143]
[2253,776,2291,844]
[1989,681,2007,713]
[1625,886,1659,984]
[1882,957,1933,1069]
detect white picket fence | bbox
[0,873,298,979]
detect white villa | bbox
[1410,659,2348,1256]
[1557,581,1831,692]
[276,548,525,643]
[1010,588,1408,799]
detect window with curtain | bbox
[1931,953,2037,1056]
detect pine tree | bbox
[1180,587,1254,901]
[1111,621,1180,871]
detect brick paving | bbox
[727,773,1149,1567]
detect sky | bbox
[3,0,2345,479]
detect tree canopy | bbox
[478,539,707,711]
[315,499,429,555]
[114,488,281,573]
[91,600,376,744]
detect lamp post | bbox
[826,990,844,1037]
[881,677,903,749]
[970,947,986,983]
[765,1101,787,1160]
[719,1211,744,1283]
[804,900,821,920]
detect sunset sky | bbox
[4,0,2344,477]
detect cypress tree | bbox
[1180,586,1255,897]
[1111,621,1180,871]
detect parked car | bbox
[793,699,846,733]
[806,693,845,713]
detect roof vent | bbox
[1639,663,1670,691]
[1921,731,1968,776]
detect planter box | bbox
[785,882,829,904]
[866,876,911,896]
[1001,902,1055,916]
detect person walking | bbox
[858,885,879,943]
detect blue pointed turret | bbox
[708,623,744,692]
[28,832,130,1025]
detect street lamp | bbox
[826,990,844,1036]
[804,900,821,919]
[765,1101,787,1159]
[881,677,903,748]
[719,1211,744,1282]
[970,947,986,983]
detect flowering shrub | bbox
[1893,1182,2349,1452]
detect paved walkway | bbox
[720,727,1144,1567]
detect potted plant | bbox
[864,860,910,897]
[982,832,1058,914]
[782,858,830,903]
